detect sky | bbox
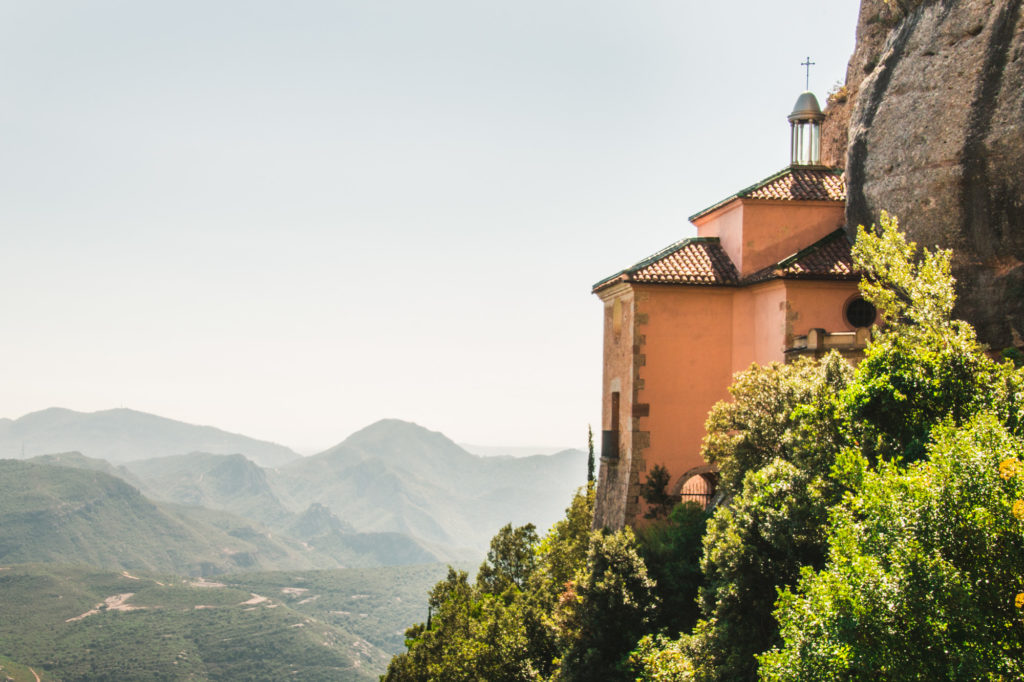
[1,1,862,454]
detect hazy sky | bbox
[2,1,861,453]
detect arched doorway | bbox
[672,464,719,509]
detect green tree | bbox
[702,355,851,496]
[641,464,675,520]
[679,352,852,681]
[760,415,1024,680]
[636,501,708,636]
[554,527,657,681]
[383,568,476,681]
[384,567,547,682]
[532,487,595,608]
[843,212,994,464]
[630,633,696,682]
[384,489,595,681]
[687,459,835,681]
[476,523,539,594]
[751,215,1024,679]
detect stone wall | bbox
[838,0,1024,347]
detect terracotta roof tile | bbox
[743,229,857,283]
[632,240,739,284]
[593,238,739,291]
[743,167,846,202]
[689,166,845,222]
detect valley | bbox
[0,408,585,679]
[0,563,462,681]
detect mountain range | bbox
[0,407,585,678]
[0,407,300,467]
[273,419,586,550]
[0,459,333,575]
[3,408,586,560]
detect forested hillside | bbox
[0,460,337,575]
[383,216,1024,680]
[11,415,586,559]
[0,563,458,681]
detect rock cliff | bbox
[833,0,1024,347]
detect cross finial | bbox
[801,56,815,91]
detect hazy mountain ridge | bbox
[8,410,586,558]
[0,413,585,678]
[18,453,445,569]
[0,459,336,575]
[460,443,575,457]
[278,420,588,552]
[0,407,299,467]
[123,452,293,527]
[27,451,149,490]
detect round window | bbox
[845,297,877,328]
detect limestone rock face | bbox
[842,0,1024,347]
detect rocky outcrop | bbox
[838,0,1024,347]
[821,1,901,168]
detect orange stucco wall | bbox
[694,200,845,278]
[594,276,864,529]
[630,285,735,518]
[697,202,744,271]
[594,191,865,528]
[785,280,864,337]
[730,279,863,370]
[732,281,789,369]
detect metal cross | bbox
[802,56,815,91]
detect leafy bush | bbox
[384,489,596,681]
[630,634,695,681]
[640,215,1024,680]
[636,502,708,636]
[760,415,1024,680]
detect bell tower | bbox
[789,90,825,166]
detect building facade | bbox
[592,92,874,529]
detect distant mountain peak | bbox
[1,407,300,467]
[317,418,474,464]
[286,502,355,539]
[350,418,445,437]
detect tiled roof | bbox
[594,230,857,293]
[743,229,857,283]
[689,166,845,222]
[593,238,739,292]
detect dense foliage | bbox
[385,487,673,680]
[387,213,1024,680]
[635,213,1024,680]
[635,502,708,637]
[760,415,1024,679]
[0,564,456,681]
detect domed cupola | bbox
[788,91,824,166]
